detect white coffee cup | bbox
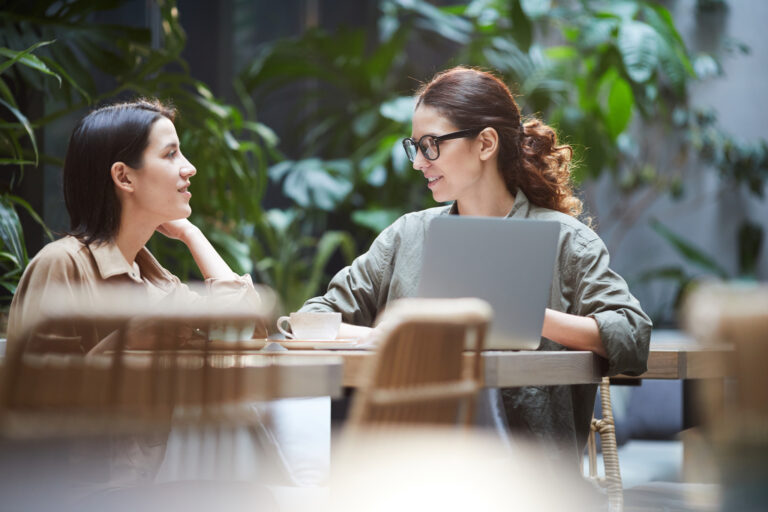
[276,312,342,340]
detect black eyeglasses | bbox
[402,128,483,162]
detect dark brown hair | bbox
[415,67,582,217]
[63,98,177,244]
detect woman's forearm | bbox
[541,308,607,358]
[180,225,235,280]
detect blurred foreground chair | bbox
[682,283,768,511]
[0,285,298,512]
[586,376,623,512]
[0,285,277,438]
[330,428,601,512]
[347,297,492,431]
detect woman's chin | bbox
[431,191,450,203]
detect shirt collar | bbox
[445,188,532,218]
[89,240,145,283]
[505,188,531,218]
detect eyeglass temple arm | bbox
[434,128,482,142]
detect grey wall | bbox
[584,0,768,324]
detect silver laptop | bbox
[416,216,560,350]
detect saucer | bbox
[279,339,359,349]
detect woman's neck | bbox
[114,215,156,265]
[457,194,515,217]
[456,175,516,217]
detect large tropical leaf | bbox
[617,20,659,83]
[649,218,729,278]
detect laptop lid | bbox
[416,216,560,350]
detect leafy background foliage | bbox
[1,0,765,319]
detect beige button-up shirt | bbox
[8,235,255,354]
[7,235,257,493]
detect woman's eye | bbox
[166,150,177,159]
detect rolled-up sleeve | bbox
[567,237,652,376]
[162,271,262,314]
[300,222,396,327]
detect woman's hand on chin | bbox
[157,218,199,242]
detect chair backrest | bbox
[684,283,768,424]
[0,284,277,438]
[347,297,492,431]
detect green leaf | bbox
[38,55,92,102]
[0,98,38,165]
[380,96,415,123]
[408,0,473,44]
[544,46,577,61]
[635,265,688,283]
[617,21,659,83]
[693,54,720,79]
[599,71,634,139]
[0,251,20,266]
[304,230,356,299]
[0,281,17,294]
[737,220,763,278]
[0,40,57,77]
[0,76,17,106]
[579,18,618,49]
[6,194,53,241]
[0,159,35,166]
[649,218,729,278]
[207,228,254,274]
[603,1,639,21]
[0,197,27,267]
[352,209,403,233]
[520,0,551,19]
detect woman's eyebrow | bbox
[161,141,179,150]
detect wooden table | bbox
[263,329,733,388]
[0,351,345,408]
[617,330,733,381]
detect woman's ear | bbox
[111,162,134,193]
[478,127,499,161]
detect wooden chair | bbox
[681,284,768,510]
[586,376,624,512]
[346,297,492,431]
[0,284,278,438]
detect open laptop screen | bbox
[416,216,559,350]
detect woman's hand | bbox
[157,218,199,242]
[158,219,234,280]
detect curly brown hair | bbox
[415,67,582,218]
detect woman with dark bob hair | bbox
[301,67,652,462]
[9,99,258,354]
[5,100,268,507]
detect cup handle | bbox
[276,316,294,339]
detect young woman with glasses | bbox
[301,67,651,463]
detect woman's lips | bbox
[427,176,443,188]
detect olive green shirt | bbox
[301,189,652,462]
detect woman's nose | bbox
[412,150,430,171]
[180,157,196,177]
